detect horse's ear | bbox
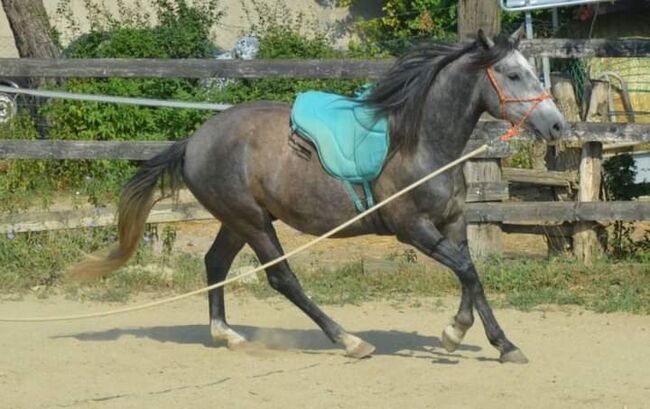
[477,29,495,49]
[509,25,526,48]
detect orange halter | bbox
[485,67,553,141]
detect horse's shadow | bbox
[53,324,485,362]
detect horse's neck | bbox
[417,62,483,161]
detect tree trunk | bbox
[1,0,59,136]
[457,0,501,40]
[1,0,59,62]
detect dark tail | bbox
[69,140,189,281]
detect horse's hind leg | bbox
[247,221,375,359]
[205,225,247,348]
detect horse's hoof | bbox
[500,348,529,364]
[441,324,464,353]
[340,334,375,359]
[211,321,247,349]
[226,336,248,350]
[346,340,376,359]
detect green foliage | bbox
[604,154,641,200]
[0,223,206,301]
[505,141,535,169]
[347,0,458,54]
[602,154,650,259]
[2,0,223,203]
[0,115,59,210]
[0,227,118,293]
[341,1,573,55]
[217,1,366,104]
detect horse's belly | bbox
[254,140,383,237]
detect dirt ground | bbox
[1,294,649,409]
[1,217,649,408]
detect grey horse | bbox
[71,28,564,363]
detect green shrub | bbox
[214,2,367,104]
[350,0,458,53]
[603,154,650,259]
[0,0,222,204]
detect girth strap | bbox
[343,181,375,212]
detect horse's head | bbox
[477,27,565,141]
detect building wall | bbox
[0,0,370,57]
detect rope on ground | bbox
[0,85,233,111]
[0,144,489,323]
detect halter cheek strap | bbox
[485,66,553,141]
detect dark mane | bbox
[364,35,515,153]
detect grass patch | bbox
[0,226,208,302]
[480,256,650,313]
[247,261,456,305]
[0,227,648,314]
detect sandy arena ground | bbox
[1,294,649,409]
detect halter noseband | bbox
[485,67,552,141]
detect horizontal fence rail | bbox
[1,122,648,160]
[1,200,648,235]
[465,202,650,223]
[502,168,578,188]
[0,39,648,79]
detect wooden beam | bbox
[0,140,172,160]
[0,58,392,79]
[0,39,647,79]
[502,167,577,187]
[0,138,514,160]
[501,223,573,236]
[464,201,650,223]
[2,121,648,160]
[471,121,650,143]
[465,182,509,203]
[1,200,648,234]
[518,38,650,58]
[0,202,213,234]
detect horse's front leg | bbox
[398,217,528,364]
[437,214,475,353]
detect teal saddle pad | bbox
[290,90,389,211]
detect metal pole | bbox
[525,11,535,67]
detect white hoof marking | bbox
[339,334,375,359]
[441,323,466,352]
[211,321,247,348]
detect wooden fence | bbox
[1,38,650,263]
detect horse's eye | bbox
[507,73,521,81]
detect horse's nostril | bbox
[549,121,564,139]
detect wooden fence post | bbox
[458,0,503,259]
[465,159,504,258]
[573,142,603,264]
[573,81,608,264]
[546,75,582,255]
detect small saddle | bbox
[290,90,389,211]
